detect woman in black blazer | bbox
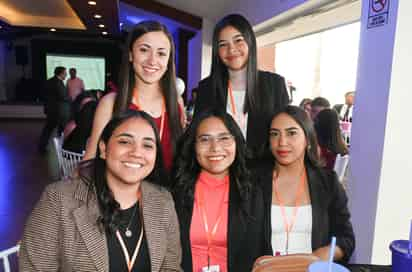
[194,14,289,162]
[173,110,271,272]
[257,105,354,263]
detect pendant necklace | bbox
[124,202,138,238]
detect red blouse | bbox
[129,103,173,171]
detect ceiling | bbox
[0,0,208,39]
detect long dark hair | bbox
[264,105,322,169]
[114,20,182,151]
[80,110,168,234]
[314,109,348,155]
[172,109,252,209]
[210,14,260,113]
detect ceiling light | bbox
[50,28,56,32]
[98,24,105,28]
[94,14,102,19]
[102,31,108,35]
[88,1,97,5]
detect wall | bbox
[257,44,275,72]
[348,0,412,264]
[0,40,6,101]
[200,18,215,79]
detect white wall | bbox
[349,0,412,264]
[200,18,215,79]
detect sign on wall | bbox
[368,0,390,28]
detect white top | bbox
[226,88,248,138]
[227,68,248,138]
[271,204,312,255]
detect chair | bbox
[52,136,84,179]
[334,154,350,183]
[0,245,20,272]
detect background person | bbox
[38,66,71,154]
[314,109,349,170]
[66,67,85,101]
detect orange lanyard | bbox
[273,168,307,254]
[196,184,228,266]
[116,225,144,272]
[132,88,165,140]
[227,81,246,129]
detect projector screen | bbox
[46,54,106,90]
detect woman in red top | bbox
[314,109,348,170]
[172,110,271,272]
[84,21,183,171]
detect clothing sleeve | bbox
[328,172,355,262]
[160,192,183,272]
[19,185,61,271]
[57,81,70,102]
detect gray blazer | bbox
[19,178,182,272]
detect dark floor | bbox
[0,119,51,270]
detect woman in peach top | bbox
[172,109,271,272]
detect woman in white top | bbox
[194,14,289,162]
[256,105,355,262]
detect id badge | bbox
[201,265,220,272]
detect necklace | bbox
[124,202,138,238]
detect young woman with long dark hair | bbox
[194,14,289,161]
[173,110,271,272]
[20,111,182,271]
[256,106,354,263]
[84,21,183,170]
[314,109,349,170]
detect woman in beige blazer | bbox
[19,110,182,272]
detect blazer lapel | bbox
[141,182,167,272]
[306,166,324,250]
[227,180,247,268]
[73,200,108,272]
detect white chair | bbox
[52,136,84,179]
[0,245,19,272]
[334,154,350,183]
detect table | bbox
[347,264,392,272]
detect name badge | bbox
[201,265,220,272]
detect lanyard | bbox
[273,168,307,254]
[227,81,246,129]
[196,184,228,267]
[116,226,144,272]
[132,88,165,140]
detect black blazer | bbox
[256,164,355,262]
[194,71,289,160]
[173,178,272,272]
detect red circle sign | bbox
[372,0,387,12]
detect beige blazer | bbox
[19,178,182,272]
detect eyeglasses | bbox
[196,134,234,148]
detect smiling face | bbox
[99,117,157,190]
[269,113,308,167]
[218,25,249,71]
[129,31,171,86]
[195,117,236,179]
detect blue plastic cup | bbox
[390,240,412,272]
[307,261,349,272]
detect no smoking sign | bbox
[368,0,390,28]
